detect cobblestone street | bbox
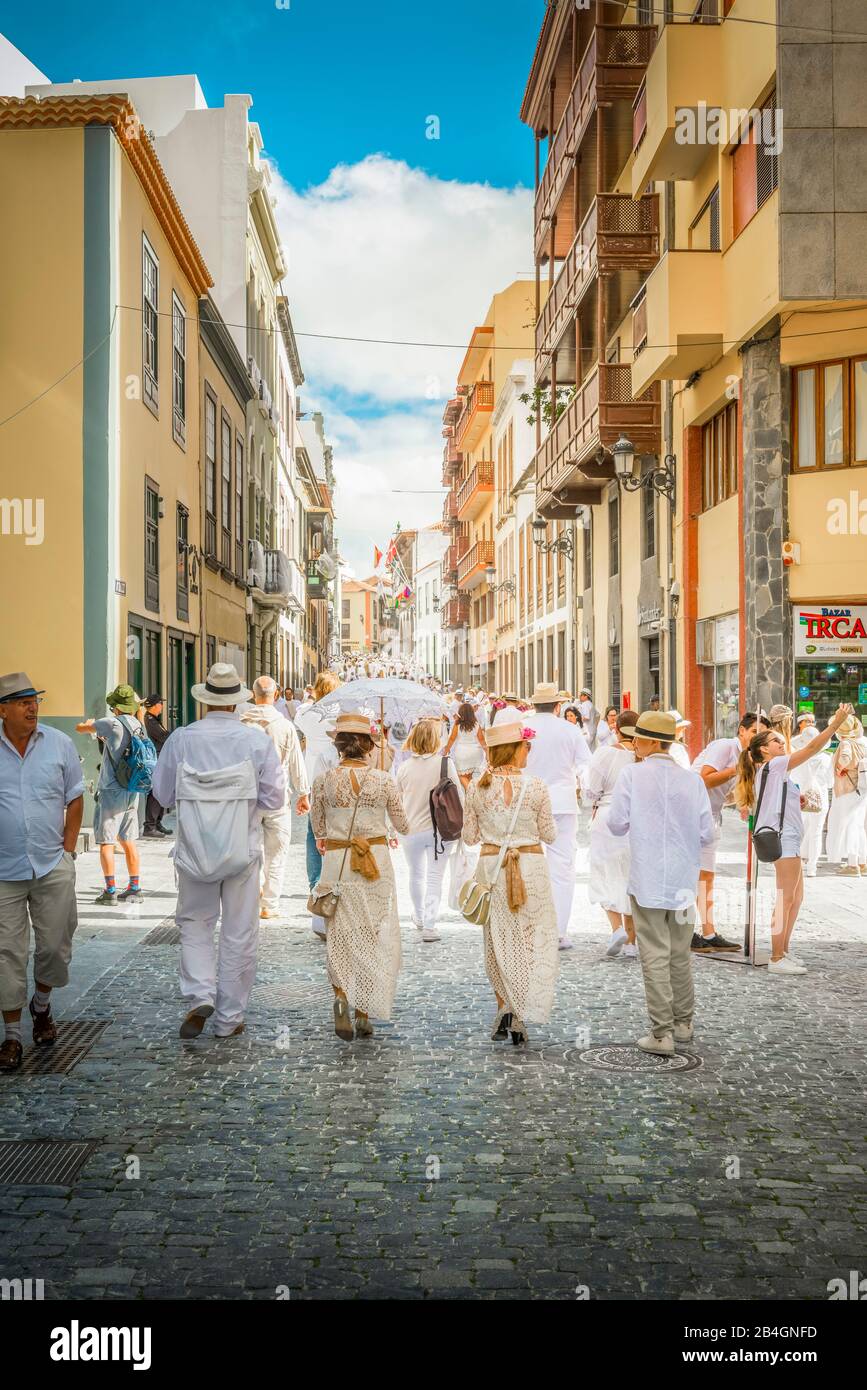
[1,811,865,1301]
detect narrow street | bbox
[3,814,865,1301]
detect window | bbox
[732,92,778,238]
[204,393,217,555]
[342,599,350,619]
[608,493,620,576]
[701,400,738,509]
[691,0,719,21]
[142,236,159,411]
[637,0,653,22]
[171,293,186,444]
[221,415,232,569]
[234,436,244,575]
[793,356,867,470]
[176,504,189,622]
[690,185,720,252]
[145,478,160,614]
[584,646,593,701]
[643,479,656,559]
[206,635,216,671]
[610,644,621,707]
[583,518,592,590]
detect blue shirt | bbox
[0,723,85,880]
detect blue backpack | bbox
[106,716,158,794]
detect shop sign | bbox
[793,604,867,659]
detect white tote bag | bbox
[174,758,258,882]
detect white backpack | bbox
[174,758,258,882]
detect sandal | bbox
[491,1009,512,1041]
[354,1014,374,1038]
[333,997,354,1042]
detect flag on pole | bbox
[373,546,383,568]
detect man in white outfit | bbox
[151,664,285,1040]
[240,676,310,919]
[525,682,591,949]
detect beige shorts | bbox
[0,855,78,1011]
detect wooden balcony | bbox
[535,362,661,513]
[535,24,657,249]
[454,381,494,454]
[442,534,469,584]
[443,490,459,526]
[457,539,495,590]
[441,437,462,486]
[535,193,659,360]
[456,460,494,521]
[442,595,470,630]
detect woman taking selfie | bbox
[461,721,558,1045]
[733,703,852,976]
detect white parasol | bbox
[312,677,448,733]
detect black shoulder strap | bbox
[778,775,787,830]
[754,763,770,822]
[104,716,133,774]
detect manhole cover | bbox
[0,1139,98,1184]
[576,1044,702,1074]
[2,1021,113,1077]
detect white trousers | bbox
[260,808,292,912]
[800,804,826,873]
[401,831,454,930]
[547,813,578,939]
[175,859,260,1032]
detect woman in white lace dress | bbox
[583,710,639,959]
[826,715,867,874]
[311,713,409,1041]
[462,720,558,1045]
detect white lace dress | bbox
[311,766,409,1018]
[462,773,559,1023]
[583,744,635,916]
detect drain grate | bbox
[576,1044,702,1074]
[3,1021,113,1078]
[142,921,181,945]
[0,1139,97,1184]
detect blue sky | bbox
[8,0,543,190]
[6,0,545,575]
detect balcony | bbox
[454,381,494,454]
[630,19,725,195]
[457,540,495,591]
[536,24,657,245]
[441,437,462,486]
[631,250,723,396]
[536,194,660,360]
[442,594,470,630]
[443,490,459,526]
[247,538,266,590]
[456,460,494,522]
[442,534,469,584]
[535,362,661,513]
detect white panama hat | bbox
[190,662,253,707]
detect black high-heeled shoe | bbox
[510,1018,528,1046]
[492,1009,512,1040]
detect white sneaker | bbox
[637,1032,675,1056]
[768,956,807,976]
[421,927,441,942]
[621,943,638,960]
[606,925,628,957]
[784,952,806,968]
[411,915,424,931]
[558,936,574,951]
[674,1022,694,1042]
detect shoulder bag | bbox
[307,769,370,919]
[459,779,527,927]
[752,763,787,863]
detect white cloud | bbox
[270,155,533,580]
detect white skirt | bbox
[826,792,867,866]
[587,805,631,916]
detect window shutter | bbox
[755,94,779,210]
[732,138,757,238]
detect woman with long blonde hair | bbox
[462,721,558,1044]
[395,719,463,941]
[733,703,852,974]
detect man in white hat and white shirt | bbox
[668,711,691,769]
[608,710,715,1055]
[525,682,591,948]
[239,675,310,919]
[151,664,286,1039]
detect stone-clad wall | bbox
[741,317,793,712]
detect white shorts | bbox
[780,832,803,861]
[700,825,722,874]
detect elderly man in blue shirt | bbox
[0,672,84,1072]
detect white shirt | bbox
[595,721,616,750]
[294,699,337,783]
[790,730,833,794]
[754,753,803,841]
[395,753,463,837]
[524,711,591,814]
[669,740,691,770]
[238,703,310,803]
[693,736,741,824]
[0,723,85,880]
[608,754,716,910]
[151,711,286,859]
[582,743,634,809]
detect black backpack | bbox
[429,756,463,858]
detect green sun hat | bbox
[106,683,141,714]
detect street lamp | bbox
[531,515,575,562]
[613,434,676,504]
[484,563,516,595]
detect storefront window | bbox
[715,663,739,738]
[795,662,867,728]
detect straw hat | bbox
[768,703,794,724]
[632,710,677,743]
[500,691,519,703]
[668,708,691,728]
[190,663,253,707]
[485,720,531,748]
[530,681,560,705]
[327,712,374,739]
[836,714,865,740]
